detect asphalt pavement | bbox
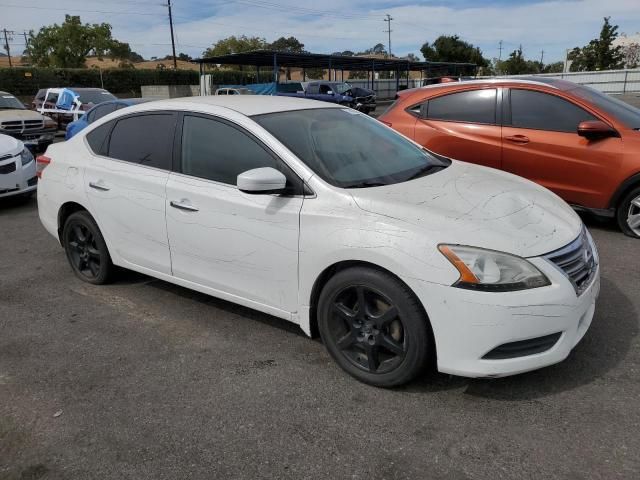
[1,195,639,480]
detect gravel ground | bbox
[0,196,638,480]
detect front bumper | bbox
[0,154,38,198]
[2,129,56,151]
[406,257,600,378]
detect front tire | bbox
[616,186,640,238]
[62,211,115,284]
[317,267,431,387]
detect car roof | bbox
[135,95,342,116]
[398,77,567,98]
[0,91,15,96]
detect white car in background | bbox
[0,134,37,199]
[36,97,599,387]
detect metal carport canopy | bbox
[193,49,476,73]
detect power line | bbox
[0,3,166,16]
[383,14,393,57]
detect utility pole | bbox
[23,31,28,49]
[2,29,13,67]
[383,14,393,57]
[540,49,545,65]
[166,0,177,69]
[498,40,503,62]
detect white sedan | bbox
[37,96,600,387]
[0,134,37,199]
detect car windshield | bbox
[0,94,25,110]
[78,90,117,104]
[570,85,640,129]
[333,83,352,94]
[253,108,450,188]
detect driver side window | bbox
[509,89,598,133]
[319,84,332,94]
[180,115,301,191]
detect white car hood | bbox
[0,109,46,122]
[349,161,582,258]
[0,133,23,157]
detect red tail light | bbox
[36,155,51,178]
[379,119,392,127]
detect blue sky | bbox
[2,0,640,63]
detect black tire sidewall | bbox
[62,211,114,284]
[317,267,431,387]
[616,186,640,238]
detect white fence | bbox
[482,69,640,94]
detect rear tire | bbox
[62,211,115,284]
[616,186,640,238]
[317,266,431,387]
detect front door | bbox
[165,113,303,315]
[502,88,623,208]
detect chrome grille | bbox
[544,227,598,295]
[0,119,44,133]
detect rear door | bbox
[502,88,623,208]
[413,87,502,169]
[83,112,177,274]
[165,113,303,314]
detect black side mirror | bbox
[577,120,619,140]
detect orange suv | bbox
[379,78,640,238]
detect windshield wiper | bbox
[343,181,388,188]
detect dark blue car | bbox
[65,98,153,140]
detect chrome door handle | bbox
[170,200,199,212]
[89,181,110,191]
[505,135,530,144]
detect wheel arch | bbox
[307,260,435,352]
[609,171,640,210]
[57,201,92,243]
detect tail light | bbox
[36,155,51,178]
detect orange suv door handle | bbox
[505,134,530,144]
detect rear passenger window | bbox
[510,89,597,133]
[426,89,497,124]
[107,114,175,170]
[180,115,278,185]
[85,121,113,156]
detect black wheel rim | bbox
[67,222,102,280]
[327,285,407,374]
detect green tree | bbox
[497,46,542,74]
[26,15,132,68]
[358,43,387,56]
[543,61,565,73]
[420,35,489,68]
[270,36,304,53]
[203,35,269,57]
[568,17,624,71]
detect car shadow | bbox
[0,194,35,211]
[403,276,636,399]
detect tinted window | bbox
[319,84,332,94]
[510,89,597,132]
[254,108,449,188]
[180,115,278,185]
[107,114,175,170]
[571,85,640,129]
[307,84,319,94]
[90,103,118,123]
[427,89,496,124]
[86,121,113,156]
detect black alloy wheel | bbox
[318,267,431,387]
[62,211,114,284]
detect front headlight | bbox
[20,148,34,167]
[438,244,550,292]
